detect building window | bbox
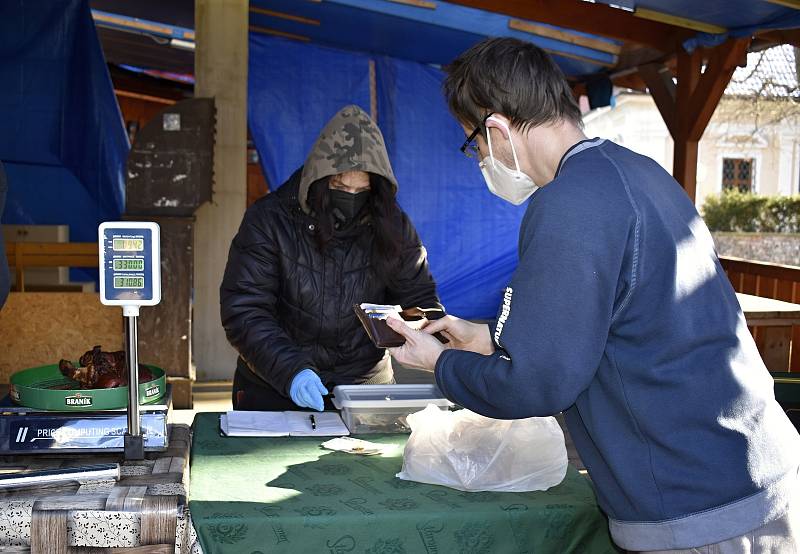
[722,158,754,193]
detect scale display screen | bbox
[112,258,145,272]
[112,238,144,252]
[99,222,161,307]
[114,276,145,289]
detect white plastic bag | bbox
[396,405,568,492]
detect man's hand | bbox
[386,317,446,372]
[421,315,495,355]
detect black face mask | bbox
[328,189,370,225]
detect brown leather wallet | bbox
[353,304,447,348]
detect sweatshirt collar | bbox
[555,137,606,177]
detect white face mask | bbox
[479,116,538,205]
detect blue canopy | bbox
[249,0,619,76]
[248,0,800,78]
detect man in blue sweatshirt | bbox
[387,38,800,553]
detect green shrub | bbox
[702,191,800,233]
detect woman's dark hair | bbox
[308,173,403,285]
[443,37,582,135]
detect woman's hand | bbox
[289,369,328,411]
[420,315,495,355]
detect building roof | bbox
[726,45,799,99]
[89,0,800,86]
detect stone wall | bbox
[713,232,800,267]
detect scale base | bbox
[124,433,144,460]
[0,387,171,455]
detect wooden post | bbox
[638,39,751,202]
[673,139,700,200]
[194,0,248,380]
[673,48,702,200]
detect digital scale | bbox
[0,393,170,455]
[0,222,167,459]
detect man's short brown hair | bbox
[443,37,582,134]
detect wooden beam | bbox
[545,47,616,68]
[6,242,98,291]
[762,0,800,9]
[5,242,99,268]
[92,11,193,39]
[249,6,320,26]
[115,90,177,105]
[634,8,726,35]
[571,82,587,98]
[660,38,750,200]
[687,38,751,140]
[248,24,310,42]
[675,47,701,134]
[757,29,800,49]
[638,63,677,136]
[611,72,648,92]
[447,0,688,51]
[388,0,437,7]
[674,139,700,201]
[508,19,622,55]
[673,47,702,200]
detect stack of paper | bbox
[220,411,350,437]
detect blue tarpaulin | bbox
[376,56,523,319]
[248,35,525,319]
[247,35,372,192]
[0,0,128,283]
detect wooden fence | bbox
[721,256,800,371]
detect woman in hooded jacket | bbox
[220,105,442,411]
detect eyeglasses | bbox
[459,112,494,159]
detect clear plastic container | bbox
[331,384,454,434]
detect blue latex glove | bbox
[289,369,328,411]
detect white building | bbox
[583,45,800,209]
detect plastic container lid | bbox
[331,384,453,410]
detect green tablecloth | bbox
[189,412,617,554]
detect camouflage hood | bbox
[299,105,397,213]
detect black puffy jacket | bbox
[220,169,440,396]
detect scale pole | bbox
[123,306,144,459]
[125,315,140,436]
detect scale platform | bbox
[0,387,171,455]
